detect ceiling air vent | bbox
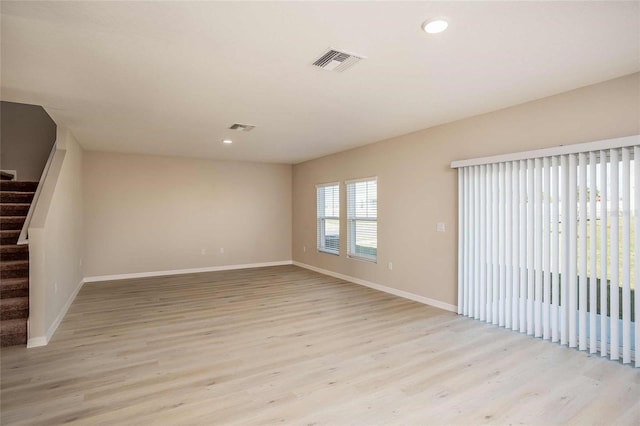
[229,123,255,132]
[312,49,365,72]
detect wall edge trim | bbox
[27,277,84,348]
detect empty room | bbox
[1,1,639,424]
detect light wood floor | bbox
[1,265,639,425]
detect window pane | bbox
[354,220,377,258]
[347,178,377,261]
[323,219,340,252]
[317,184,339,254]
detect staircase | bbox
[0,180,37,346]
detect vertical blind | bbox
[453,137,639,366]
[317,183,340,254]
[347,177,378,262]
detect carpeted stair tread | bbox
[0,277,29,299]
[0,191,35,204]
[1,318,27,334]
[0,319,27,346]
[0,216,27,230]
[1,230,21,245]
[0,203,30,216]
[0,181,38,192]
[0,297,29,320]
[0,277,29,290]
[0,245,29,261]
[1,259,29,279]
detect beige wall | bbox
[0,101,56,181]
[292,72,640,308]
[28,127,84,345]
[83,152,292,277]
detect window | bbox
[347,177,377,262]
[453,136,639,366]
[317,183,340,254]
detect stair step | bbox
[0,191,34,204]
[1,318,27,335]
[0,181,38,192]
[0,203,30,216]
[0,277,29,299]
[0,260,29,279]
[0,318,27,346]
[0,216,27,230]
[0,171,15,181]
[0,245,29,261]
[0,297,29,320]
[1,230,21,245]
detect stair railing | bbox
[17,142,57,245]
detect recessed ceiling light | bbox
[223,139,233,144]
[422,18,448,34]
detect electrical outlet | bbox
[436,222,446,232]
[220,247,225,254]
[303,246,306,252]
[201,248,206,255]
[388,262,393,270]
[54,283,58,294]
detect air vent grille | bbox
[229,123,255,132]
[312,49,364,72]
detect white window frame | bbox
[346,177,378,263]
[316,182,340,255]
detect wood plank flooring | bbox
[1,265,639,425]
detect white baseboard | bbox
[293,261,458,313]
[84,260,293,283]
[27,336,47,348]
[27,278,85,348]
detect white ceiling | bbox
[2,1,639,164]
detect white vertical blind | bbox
[499,163,506,327]
[543,157,551,340]
[534,158,543,337]
[505,161,513,330]
[458,168,464,314]
[458,167,472,315]
[568,154,577,348]
[622,147,631,364]
[610,150,619,360]
[589,151,598,354]
[511,160,520,331]
[454,138,638,366]
[519,160,527,333]
[599,150,609,357]
[492,163,499,325]
[469,166,482,319]
[561,154,569,345]
[635,146,640,368]
[478,165,490,321]
[551,156,560,343]
[578,153,587,350]
[527,159,534,335]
